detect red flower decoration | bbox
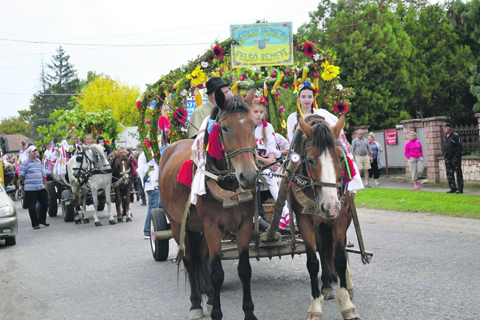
[158,116,171,130]
[145,120,151,124]
[136,100,142,110]
[262,121,268,127]
[333,102,348,114]
[213,45,223,60]
[303,42,315,58]
[105,140,110,145]
[144,140,151,148]
[174,108,188,124]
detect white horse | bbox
[67,145,115,226]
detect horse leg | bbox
[204,229,224,320]
[297,214,324,320]
[318,223,336,300]
[236,222,257,320]
[73,187,82,225]
[91,187,102,226]
[185,230,206,319]
[334,237,359,320]
[125,186,132,222]
[115,188,123,223]
[105,182,115,225]
[82,188,88,223]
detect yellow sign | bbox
[230,22,294,68]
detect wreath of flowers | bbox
[136,35,355,163]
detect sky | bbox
[0,0,318,121]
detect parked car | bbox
[0,184,18,246]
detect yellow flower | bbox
[281,120,287,129]
[186,65,207,86]
[321,60,340,81]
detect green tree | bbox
[0,116,32,136]
[403,4,478,124]
[318,0,415,129]
[449,0,480,112]
[29,46,82,138]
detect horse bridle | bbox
[108,152,131,187]
[301,140,347,204]
[74,146,112,187]
[211,111,257,176]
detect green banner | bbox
[230,22,294,68]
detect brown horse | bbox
[291,115,359,320]
[159,93,258,320]
[108,150,133,223]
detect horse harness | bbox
[73,146,112,188]
[108,152,132,189]
[262,129,348,216]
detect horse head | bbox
[209,89,258,191]
[108,150,132,186]
[298,114,345,219]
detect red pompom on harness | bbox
[207,123,224,159]
[177,160,194,188]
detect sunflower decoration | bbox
[186,66,207,86]
[321,61,340,81]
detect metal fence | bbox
[440,125,480,155]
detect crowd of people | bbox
[0,78,468,235]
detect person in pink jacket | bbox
[404,131,424,189]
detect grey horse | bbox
[67,144,115,226]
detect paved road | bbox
[1,199,480,320]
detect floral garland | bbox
[136,35,355,162]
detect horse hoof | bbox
[84,219,90,224]
[341,308,360,320]
[117,218,124,223]
[75,220,81,225]
[109,220,116,225]
[95,222,102,226]
[321,287,335,300]
[189,308,204,319]
[126,217,132,222]
[307,311,323,320]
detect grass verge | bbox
[355,189,480,219]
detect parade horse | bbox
[108,149,134,223]
[290,115,359,320]
[159,92,259,320]
[67,144,115,226]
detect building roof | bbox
[4,134,33,153]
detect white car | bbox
[0,184,18,246]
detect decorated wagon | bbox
[138,22,372,320]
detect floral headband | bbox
[253,96,268,106]
[294,81,319,97]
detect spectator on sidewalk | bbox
[367,132,383,186]
[19,146,50,229]
[404,131,424,190]
[133,143,146,206]
[351,129,373,188]
[443,123,463,194]
[137,149,162,239]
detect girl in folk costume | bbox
[286,81,363,191]
[250,97,291,229]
